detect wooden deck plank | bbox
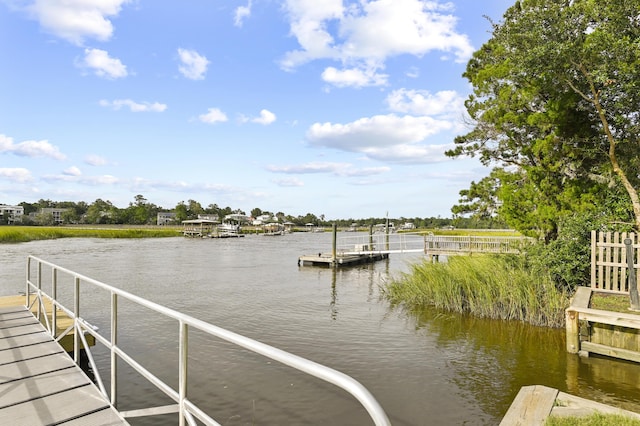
[499,385,558,426]
[552,391,640,419]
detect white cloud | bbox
[306,114,454,163]
[308,114,451,148]
[0,134,66,160]
[234,1,252,27]
[321,66,388,88]
[177,48,210,80]
[81,48,127,79]
[252,109,277,125]
[267,161,390,177]
[21,0,131,45]
[364,143,453,164]
[42,173,119,185]
[405,66,419,78]
[199,108,228,124]
[99,99,168,112]
[272,177,304,187]
[85,154,108,166]
[386,89,465,117]
[63,166,82,176]
[281,0,474,87]
[0,168,33,183]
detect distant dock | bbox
[298,225,530,267]
[298,252,388,267]
[298,224,391,267]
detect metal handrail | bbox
[25,255,391,426]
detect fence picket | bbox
[592,231,639,293]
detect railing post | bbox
[36,261,42,320]
[179,321,188,426]
[52,268,57,338]
[624,238,640,311]
[25,257,31,307]
[74,276,80,363]
[111,292,118,407]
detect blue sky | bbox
[1,0,513,219]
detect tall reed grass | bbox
[0,226,180,243]
[385,255,569,328]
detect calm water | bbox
[2,233,640,425]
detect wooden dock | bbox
[0,303,128,425]
[298,252,389,267]
[500,385,640,425]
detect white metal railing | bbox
[24,255,391,426]
[337,232,530,255]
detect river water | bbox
[2,233,640,425]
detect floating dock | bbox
[298,252,388,267]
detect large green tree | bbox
[448,0,640,238]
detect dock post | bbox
[565,309,580,354]
[332,223,337,265]
[385,218,390,251]
[369,225,374,252]
[624,238,640,310]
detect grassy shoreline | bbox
[0,226,181,243]
[385,254,569,328]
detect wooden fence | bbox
[591,231,640,293]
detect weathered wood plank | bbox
[581,341,640,364]
[571,287,591,309]
[499,385,558,426]
[571,306,640,329]
[552,391,640,419]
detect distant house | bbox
[31,208,70,225]
[157,212,177,226]
[0,204,24,224]
[252,214,275,225]
[41,208,70,225]
[197,214,219,222]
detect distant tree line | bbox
[4,195,504,229]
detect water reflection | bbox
[405,307,640,419]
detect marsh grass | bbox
[385,255,569,327]
[545,413,640,426]
[0,226,180,243]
